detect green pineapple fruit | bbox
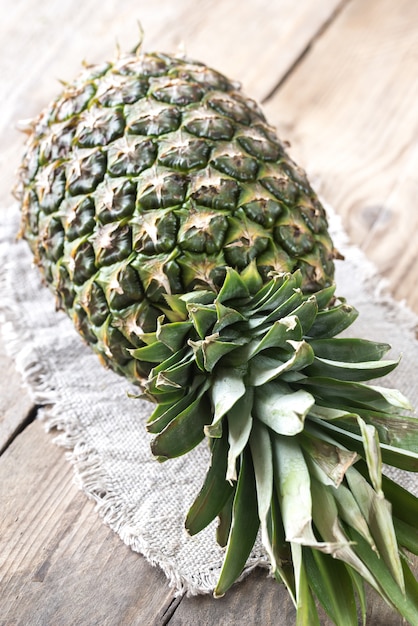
[15,44,418,625]
[17,48,340,385]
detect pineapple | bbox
[15,44,418,625]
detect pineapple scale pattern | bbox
[16,51,337,385]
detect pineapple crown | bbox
[130,264,418,618]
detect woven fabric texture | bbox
[1,202,417,595]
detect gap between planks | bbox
[0,421,177,626]
[0,333,35,454]
[261,0,351,104]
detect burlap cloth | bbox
[1,201,417,595]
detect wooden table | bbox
[1,1,417,624]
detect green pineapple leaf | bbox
[186,434,234,536]
[309,337,391,362]
[151,383,211,459]
[308,301,358,338]
[347,528,418,625]
[214,450,259,598]
[304,549,358,626]
[226,390,253,481]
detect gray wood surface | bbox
[1,1,417,624]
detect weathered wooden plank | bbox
[0,0,345,123]
[0,420,176,625]
[170,0,347,102]
[362,144,418,310]
[263,0,418,313]
[170,568,298,626]
[0,334,33,453]
[172,564,416,625]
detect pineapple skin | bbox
[16,50,339,384]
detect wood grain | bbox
[0,335,33,453]
[0,420,176,626]
[263,0,418,313]
[173,566,416,626]
[166,0,347,102]
[171,568,298,626]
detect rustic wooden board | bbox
[173,579,412,626]
[0,419,318,625]
[263,0,418,313]
[0,420,177,626]
[0,335,33,453]
[167,0,347,102]
[171,568,298,626]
